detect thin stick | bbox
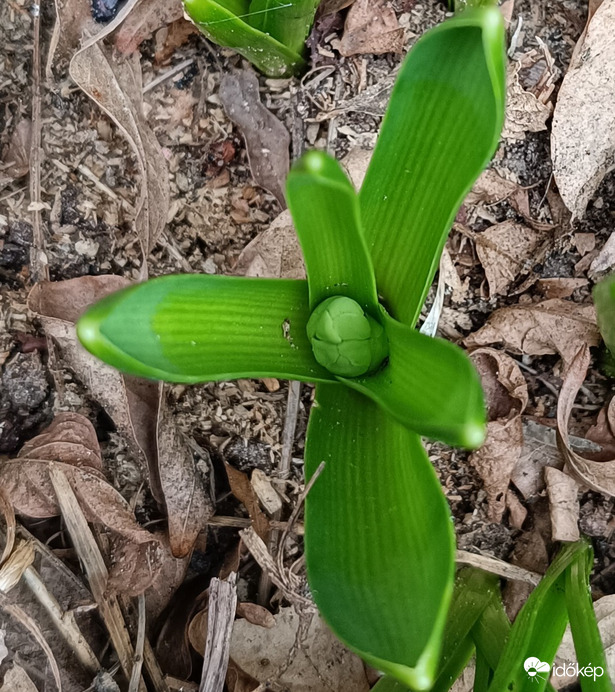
[29,1,49,283]
[199,572,237,692]
[49,467,147,692]
[128,594,146,692]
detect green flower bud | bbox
[306,296,388,377]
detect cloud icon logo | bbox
[524,657,551,679]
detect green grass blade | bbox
[183,0,306,77]
[247,0,319,54]
[304,384,455,689]
[77,275,335,384]
[341,311,485,448]
[286,151,379,314]
[487,542,587,692]
[565,544,610,692]
[359,7,505,326]
[371,677,409,692]
[471,589,510,670]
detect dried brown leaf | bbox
[28,277,164,503]
[250,469,282,516]
[230,607,370,692]
[474,221,544,296]
[469,349,528,522]
[114,0,184,54]
[556,345,615,496]
[0,119,32,186]
[188,607,208,655]
[502,61,552,141]
[70,44,169,258]
[0,664,39,692]
[551,0,615,218]
[544,467,580,542]
[536,278,588,299]
[465,169,530,218]
[0,414,164,595]
[465,299,600,367]
[338,0,404,56]
[225,464,270,541]
[219,70,290,207]
[157,390,213,558]
[234,210,305,279]
[235,602,275,629]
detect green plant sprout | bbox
[374,540,610,692]
[78,7,505,690]
[183,0,320,77]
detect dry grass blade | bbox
[199,573,237,692]
[0,540,34,593]
[0,489,16,566]
[48,467,146,691]
[455,550,541,586]
[0,593,62,691]
[544,467,580,542]
[128,594,147,692]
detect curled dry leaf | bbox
[113,0,185,54]
[544,467,580,542]
[469,348,528,522]
[157,389,213,558]
[551,0,615,218]
[557,344,615,496]
[338,0,404,57]
[0,665,38,692]
[465,169,530,218]
[465,299,600,368]
[70,44,170,260]
[474,221,545,296]
[235,602,275,629]
[28,277,163,503]
[220,70,290,207]
[230,607,370,691]
[0,414,164,595]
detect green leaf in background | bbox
[286,151,379,315]
[304,384,455,689]
[77,275,334,384]
[487,542,587,692]
[359,7,506,327]
[343,311,485,448]
[565,544,610,692]
[594,274,615,354]
[247,0,319,55]
[183,0,309,77]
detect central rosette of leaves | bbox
[307,296,388,377]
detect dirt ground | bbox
[1,0,614,690]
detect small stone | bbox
[2,352,49,410]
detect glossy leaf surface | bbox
[183,0,306,77]
[359,7,506,326]
[77,275,334,384]
[304,384,455,689]
[342,311,485,448]
[286,151,379,315]
[248,0,319,54]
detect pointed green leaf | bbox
[286,151,379,315]
[247,0,319,55]
[341,311,485,448]
[304,384,455,690]
[359,7,506,326]
[487,542,587,692]
[77,275,335,384]
[565,543,610,692]
[183,0,306,77]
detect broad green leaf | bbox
[565,544,610,692]
[77,275,335,384]
[183,0,306,77]
[487,542,587,692]
[341,311,485,448]
[471,588,510,670]
[286,151,379,315]
[248,0,319,55]
[371,677,409,692]
[359,7,506,326]
[304,384,455,690]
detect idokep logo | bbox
[524,657,550,681]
